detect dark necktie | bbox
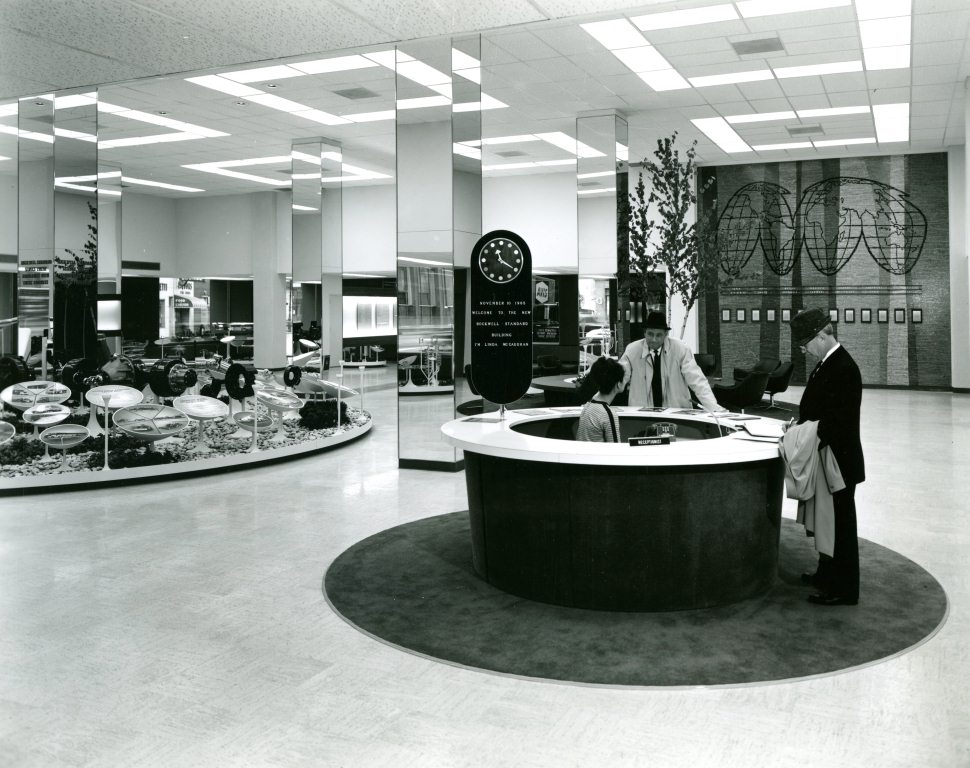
[651,350,663,406]
[809,359,823,381]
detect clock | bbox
[477,238,524,284]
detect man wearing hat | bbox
[618,311,721,412]
[790,307,865,606]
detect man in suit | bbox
[619,311,722,411]
[791,307,865,606]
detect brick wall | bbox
[699,152,950,388]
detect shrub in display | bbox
[299,400,348,430]
[0,435,47,465]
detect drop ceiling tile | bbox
[912,64,962,86]
[0,28,153,91]
[822,73,868,93]
[782,36,861,58]
[562,51,635,78]
[489,31,562,61]
[911,113,947,129]
[748,98,796,112]
[779,77,826,97]
[787,94,835,111]
[911,83,957,102]
[826,91,872,107]
[914,11,970,42]
[533,0,663,15]
[525,56,590,82]
[764,19,859,43]
[487,62,553,85]
[864,70,912,90]
[737,80,786,100]
[912,99,955,116]
[697,84,746,103]
[912,40,966,67]
[666,50,743,69]
[643,22,749,46]
[911,128,945,142]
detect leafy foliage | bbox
[628,133,720,339]
[299,400,348,430]
[0,436,47,465]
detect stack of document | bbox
[735,420,785,442]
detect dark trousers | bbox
[816,483,859,601]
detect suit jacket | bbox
[619,336,719,411]
[798,344,865,485]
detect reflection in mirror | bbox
[0,98,18,359]
[53,90,99,368]
[451,35,483,418]
[396,37,470,469]
[97,163,123,356]
[576,113,627,375]
[16,96,54,376]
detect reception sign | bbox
[470,230,533,404]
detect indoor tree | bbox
[628,132,719,340]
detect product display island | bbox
[441,407,785,612]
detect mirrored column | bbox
[0,98,18,356]
[53,89,99,366]
[576,112,628,369]
[396,39,463,470]
[452,35,483,412]
[97,162,123,354]
[291,139,342,379]
[16,95,54,370]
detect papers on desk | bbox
[516,409,555,416]
[738,420,785,440]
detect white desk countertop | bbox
[441,406,783,467]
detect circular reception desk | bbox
[441,407,785,612]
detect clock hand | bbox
[496,255,512,268]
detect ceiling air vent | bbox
[730,36,786,56]
[496,150,527,158]
[332,87,379,100]
[787,124,823,136]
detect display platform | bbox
[442,407,784,611]
[0,402,372,495]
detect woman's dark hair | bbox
[588,356,625,396]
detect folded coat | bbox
[780,420,846,557]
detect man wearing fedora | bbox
[790,307,865,606]
[619,311,721,412]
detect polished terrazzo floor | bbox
[0,368,967,767]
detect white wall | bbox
[121,192,177,275]
[483,172,577,269]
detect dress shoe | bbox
[800,572,818,586]
[807,592,858,606]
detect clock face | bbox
[478,238,524,284]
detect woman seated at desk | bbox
[577,357,625,443]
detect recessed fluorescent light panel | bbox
[613,46,673,73]
[856,0,911,70]
[752,142,813,151]
[638,69,691,91]
[855,0,911,21]
[773,60,862,78]
[632,4,738,30]
[725,111,796,124]
[812,137,876,147]
[692,117,752,153]
[737,0,851,18]
[689,69,773,87]
[863,44,910,70]
[291,54,380,75]
[796,106,870,118]
[872,103,909,142]
[580,19,648,50]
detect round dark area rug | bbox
[324,512,947,686]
